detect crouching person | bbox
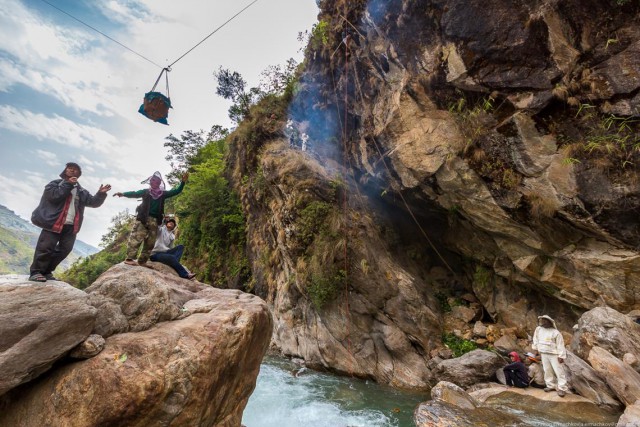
[503,351,529,388]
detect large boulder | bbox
[0,266,272,426]
[572,307,640,360]
[415,382,620,427]
[588,346,640,406]
[564,351,620,409]
[0,277,96,396]
[85,262,201,337]
[433,350,504,388]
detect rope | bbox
[338,19,456,275]
[167,0,261,68]
[38,0,164,69]
[39,0,262,71]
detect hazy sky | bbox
[0,0,318,247]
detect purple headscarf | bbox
[141,171,165,200]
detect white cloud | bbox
[35,149,59,167]
[0,0,318,246]
[0,105,118,152]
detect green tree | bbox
[173,138,248,287]
[164,126,229,184]
[214,67,261,123]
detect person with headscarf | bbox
[502,351,529,388]
[29,162,111,282]
[532,314,568,397]
[114,171,188,266]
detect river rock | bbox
[450,305,477,323]
[433,350,504,388]
[493,335,520,355]
[572,307,640,360]
[563,351,620,408]
[618,401,640,427]
[430,381,478,409]
[0,266,272,427]
[473,321,487,338]
[470,384,621,425]
[588,346,640,406]
[0,277,96,397]
[414,399,521,427]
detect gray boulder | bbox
[571,307,640,360]
[0,277,96,396]
[588,346,640,406]
[433,350,504,388]
[564,351,620,409]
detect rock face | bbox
[226,0,640,390]
[618,402,640,427]
[0,277,96,396]
[588,346,640,407]
[571,306,640,360]
[563,351,620,409]
[0,266,272,426]
[432,350,504,388]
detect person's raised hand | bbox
[113,192,123,197]
[98,184,111,193]
[68,177,78,184]
[181,172,189,182]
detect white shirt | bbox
[64,187,78,225]
[151,225,175,254]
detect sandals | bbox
[44,273,58,281]
[124,259,138,266]
[186,273,197,281]
[29,273,47,282]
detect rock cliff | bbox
[227,0,640,389]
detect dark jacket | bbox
[503,361,529,385]
[122,181,185,223]
[31,179,107,234]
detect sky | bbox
[0,0,319,247]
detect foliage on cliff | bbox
[60,211,131,289]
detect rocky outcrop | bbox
[564,351,621,409]
[432,350,504,388]
[0,277,96,396]
[588,346,640,407]
[0,266,272,426]
[227,0,640,391]
[572,307,640,360]
[415,381,620,427]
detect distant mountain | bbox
[0,204,99,274]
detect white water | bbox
[242,357,426,427]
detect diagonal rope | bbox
[38,0,164,69]
[167,0,261,68]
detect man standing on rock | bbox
[532,314,568,397]
[29,162,111,282]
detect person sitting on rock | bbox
[525,352,545,388]
[150,217,196,280]
[532,314,568,397]
[503,351,529,388]
[113,171,188,267]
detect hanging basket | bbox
[139,68,172,125]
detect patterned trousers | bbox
[126,217,158,263]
